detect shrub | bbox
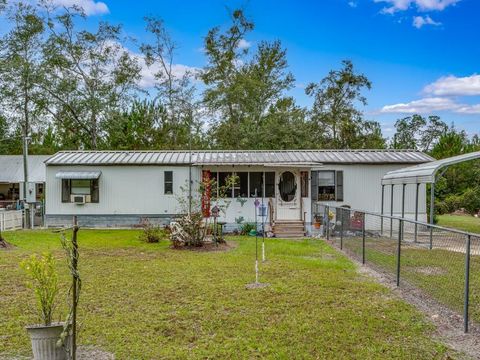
[436,194,463,214]
[240,222,256,235]
[461,187,480,215]
[20,253,59,326]
[139,219,165,243]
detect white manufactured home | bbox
[44,150,432,235]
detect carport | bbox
[381,151,480,239]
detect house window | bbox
[249,172,263,197]
[219,172,233,198]
[209,172,218,197]
[318,171,336,201]
[164,171,173,195]
[234,172,248,198]
[61,179,99,203]
[265,172,275,197]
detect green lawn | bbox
[437,214,480,234]
[0,230,454,359]
[339,234,480,325]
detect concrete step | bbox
[273,221,305,238]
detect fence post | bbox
[340,209,344,250]
[396,219,402,287]
[429,226,433,250]
[362,213,366,264]
[325,205,330,241]
[464,234,471,333]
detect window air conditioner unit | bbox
[71,195,86,204]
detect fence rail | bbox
[0,210,23,231]
[316,204,479,333]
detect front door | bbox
[276,170,301,220]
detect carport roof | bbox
[0,155,50,183]
[382,151,480,185]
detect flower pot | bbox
[314,222,321,229]
[26,323,70,360]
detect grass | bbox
[437,214,480,234]
[0,229,454,359]
[338,234,480,324]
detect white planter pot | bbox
[26,323,70,360]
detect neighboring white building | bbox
[0,155,49,209]
[44,150,433,235]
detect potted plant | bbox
[21,252,69,360]
[313,214,323,229]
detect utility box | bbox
[26,182,36,203]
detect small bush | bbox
[436,194,463,214]
[20,253,59,326]
[240,222,256,235]
[461,187,480,215]
[139,219,165,243]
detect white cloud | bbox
[380,97,460,113]
[374,0,460,14]
[381,97,480,114]
[49,0,109,15]
[237,39,251,50]
[424,75,480,96]
[348,1,358,8]
[455,104,480,114]
[412,15,441,28]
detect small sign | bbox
[26,182,36,203]
[254,199,260,208]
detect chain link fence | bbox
[316,204,479,333]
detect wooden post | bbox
[72,216,79,360]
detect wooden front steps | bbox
[273,220,305,238]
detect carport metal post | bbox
[429,182,435,249]
[464,234,471,333]
[380,185,385,235]
[390,184,394,239]
[414,183,419,243]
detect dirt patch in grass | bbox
[172,240,237,252]
[0,239,14,250]
[77,346,114,360]
[409,266,449,276]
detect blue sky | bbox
[15,0,480,139]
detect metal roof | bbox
[0,155,49,183]
[382,150,480,185]
[45,150,433,166]
[55,171,102,180]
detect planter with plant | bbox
[21,252,69,360]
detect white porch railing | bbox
[0,210,23,231]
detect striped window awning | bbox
[55,171,102,180]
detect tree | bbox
[305,60,381,149]
[104,99,165,150]
[392,114,447,151]
[0,2,45,149]
[200,9,297,149]
[140,16,201,149]
[41,6,141,149]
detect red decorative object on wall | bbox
[201,170,211,217]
